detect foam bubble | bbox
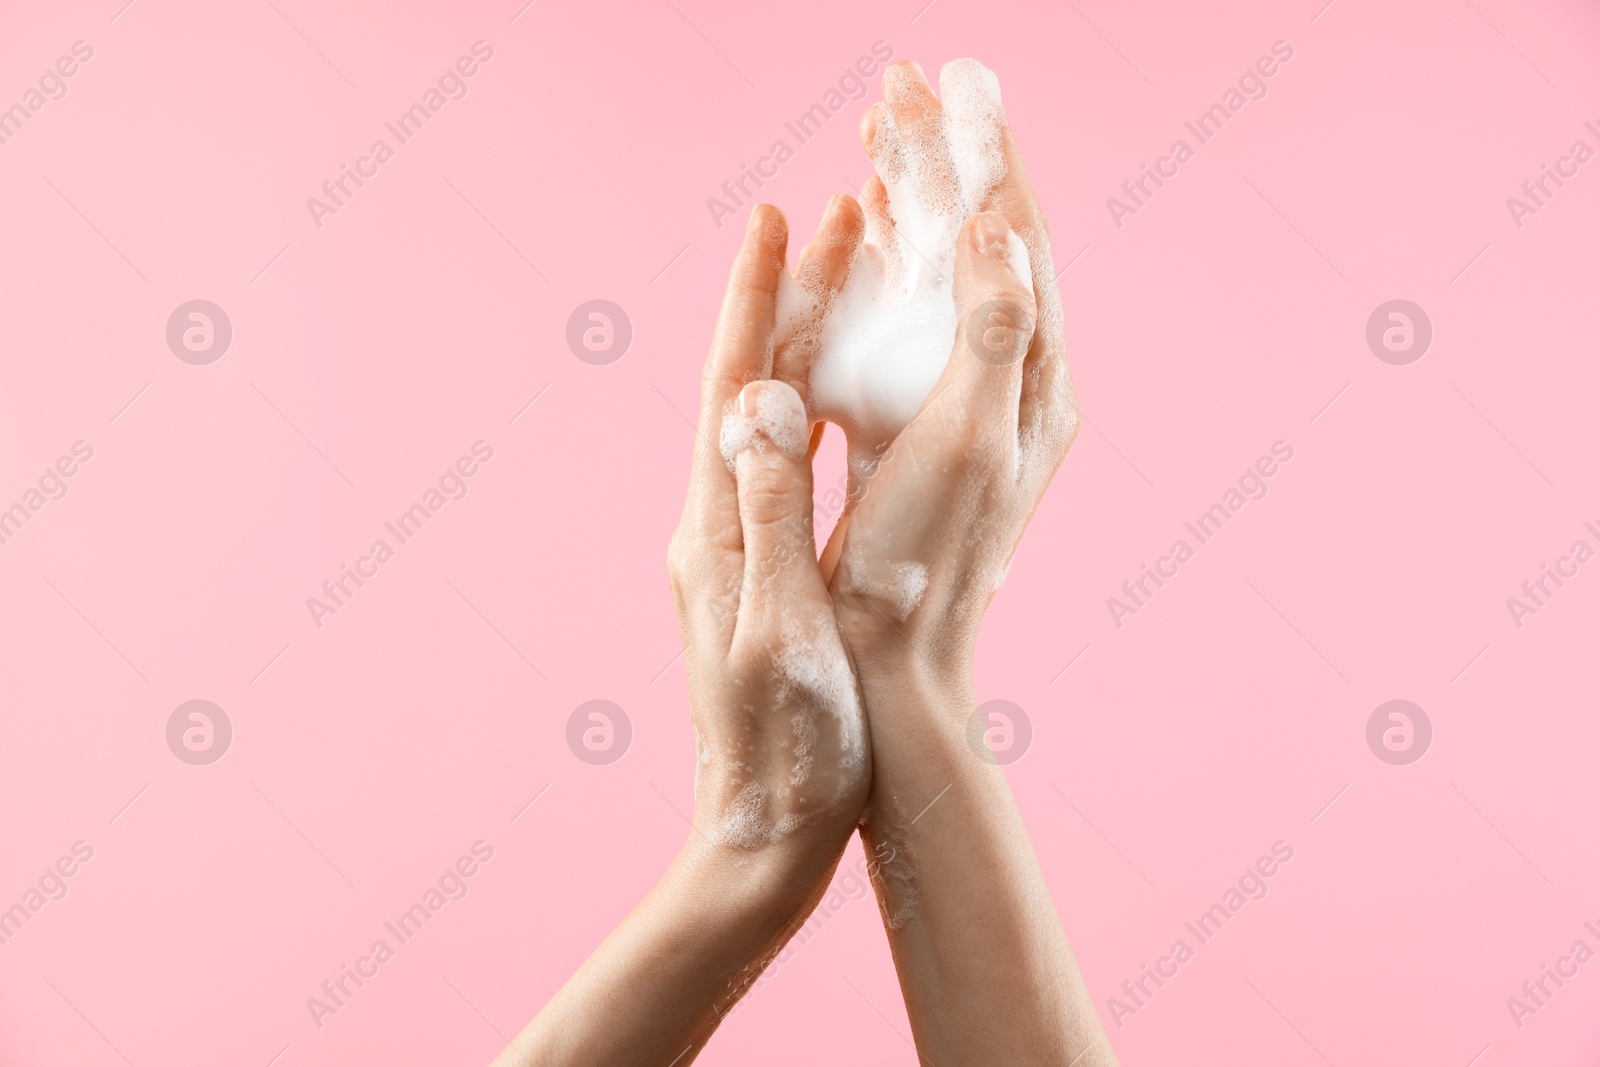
[780,59,1035,444]
[941,59,1007,215]
[702,606,868,850]
[844,542,929,621]
[712,781,780,848]
[718,380,810,469]
[860,803,920,930]
[775,602,867,788]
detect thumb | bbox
[946,210,1037,436]
[723,380,824,611]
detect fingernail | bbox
[739,382,761,417]
[973,212,1011,260]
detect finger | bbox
[875,62,959,239]
[726,379,828,615]
[883,59,942,131]
[817,427,895,584]
[775,194,864,400]
[684,205,789,550]
[819,512,845,585]
[1019,272,1080,490]
[992,125,1048,239]
[855,169,905,289]
[936,211,1037,448]
[858,101,883,153]
[938,59,1074,467]
[989,121,1075,464]
[807,421,827,460]
[794,193,865,296]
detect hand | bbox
[818,59,1079,675]
[500,60,1114,1067]
[667,202,872,921]
[494,205,878,1067]
[793,61,1115,1067]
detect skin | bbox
[491,204,871,1067]
[493,60,1116,1067]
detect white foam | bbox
[844,542,929,621]
[712,781,780,848]
[778,59,1035,444]
[860,803,920,930]
[774,604,867,788]
[718,380,810,468]
[702,605,868,849]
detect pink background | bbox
[2,0,1598,1064]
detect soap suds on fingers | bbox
[719,379,810,469]
[776,58,1040,445]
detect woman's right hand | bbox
[819,60,1080,675]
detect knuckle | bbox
[740,478,794,527]
[736,459,802,528]
[989,287,1038,322]
[962,293,1037,367]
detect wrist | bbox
[851,647,975,726]
[670,825,850,935]
[654,832,849,1016]
[834,597,974,692]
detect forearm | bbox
[856,657,1117,1066]
[493,840,834,1067]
